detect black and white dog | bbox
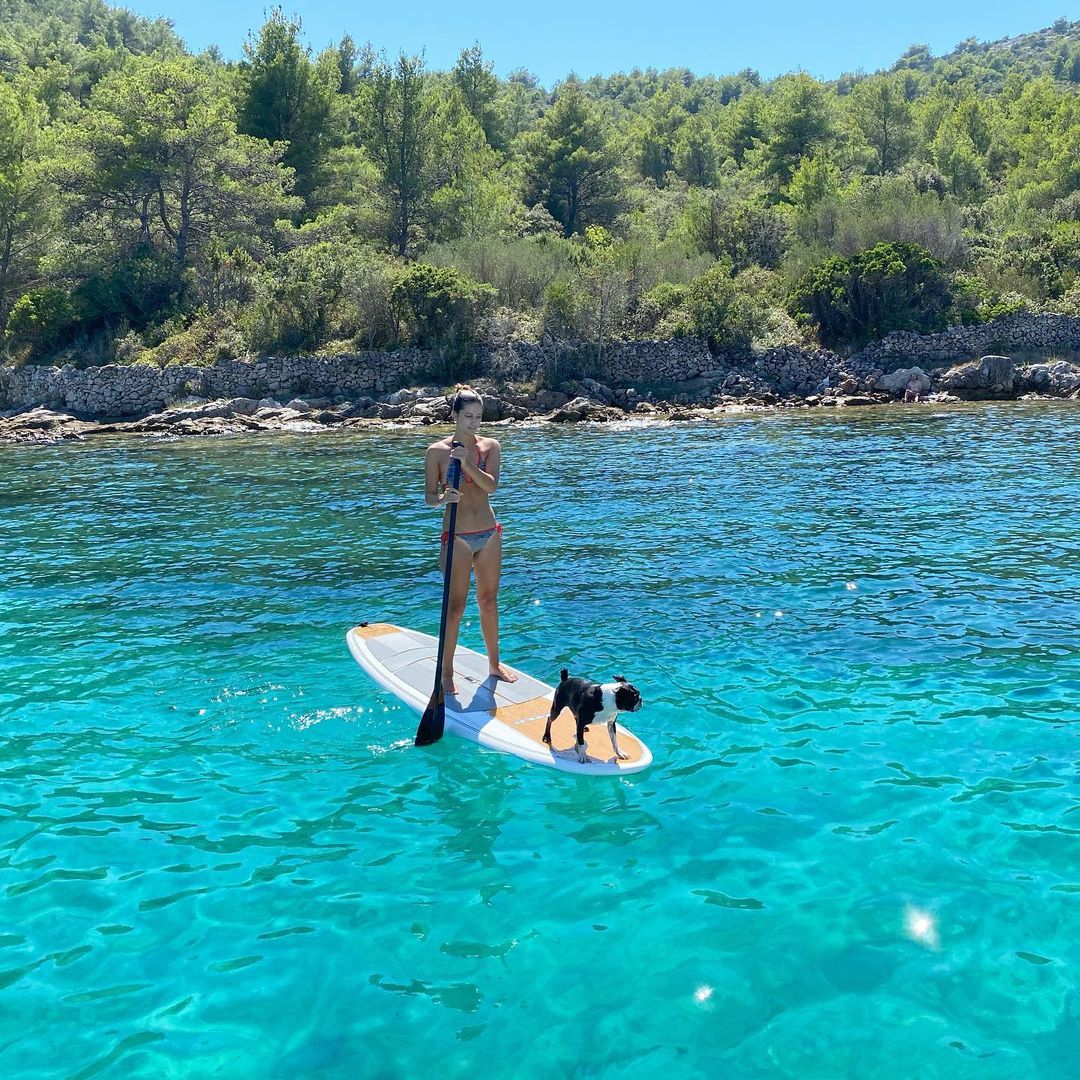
[543,669,643,764]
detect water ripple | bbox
[3,405,1080,1077]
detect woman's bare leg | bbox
[472,532,517,682]
[439,537,474,693]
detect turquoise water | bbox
[3,403,1079,1079]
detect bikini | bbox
[441,445,502,554]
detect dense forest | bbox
[3,1,1080,373]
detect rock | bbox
[547,396,623,422]
[1022,360,1080,396]
[874,367,931,396]
[529,390,569,412]
[0,408,95,443]
[579,377,615,404]
[548,395,592,421]
[408,399,452,421]
[938,354,1016,399]
[836,395,877,407]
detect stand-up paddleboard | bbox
[347,623,652,774]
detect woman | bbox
[424,387,517,694]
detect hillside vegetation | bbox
[3,2,1080,373]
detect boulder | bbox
[1022,360,1080,397]
[938,355,1016,399]
[874,367,931,396]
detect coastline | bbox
[3,373,1079,446]
[5,313,1080,444]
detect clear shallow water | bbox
[2,402,1079,1079]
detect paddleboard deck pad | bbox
[347,623,652,774]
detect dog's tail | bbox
[560,668,570,683]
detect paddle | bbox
[415,441,463,746]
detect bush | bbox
[5,288,78,362]
[75,246,189,333]
[680,264,756,353]
[390,262,496,379]
[788,241,953,349]
[426,235,576,310]
[950,273,1032,325]
[792,175,967,269]
[246,243,398,353]
[626,281,688,337]
[140,309,249,367]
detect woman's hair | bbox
[451,385,483,413]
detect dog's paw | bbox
[614,749,629,761]
[575,744,590,764]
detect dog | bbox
[542,669,643,764]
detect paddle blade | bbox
[414,687,446,746]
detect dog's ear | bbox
[613,675,627,683]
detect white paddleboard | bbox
[346,623,652,775]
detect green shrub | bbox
[5,288,78,362]
[680,264,756,352]
[788,241,953,349]
[390,262,496,379]
[246,243,399,354]
[75,246,189,333]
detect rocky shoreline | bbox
[3,352,1080,445]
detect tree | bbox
[633,85,689,185]
[56,55,299,274]
[236,9,336,207]
[520,82,620,237]
[788,241,953,348]
[0,80,54,323]
[359,51,437,256]
[682,187,787,270]
[850,73,914,174]
[759,73,836,187]
[719,90,767,165]
[577,225,631,367]
[680,263,754,353]
[427,89,513,244]
[453,42,500,147]
[672,112,719,187]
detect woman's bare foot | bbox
[489,663,518,683]
[441,671,457,694]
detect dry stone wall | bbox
[3,313,1080,418]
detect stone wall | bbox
[0,350,432,418]
[851,312,1080,372]
[4,312,1080,418]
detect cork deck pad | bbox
[347,623,651,774]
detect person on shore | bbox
[904,373,924,402]
[424,386,517,694]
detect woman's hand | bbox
[441,486,462,504]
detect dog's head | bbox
[610,675,643,713]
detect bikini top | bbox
[447,444,487,486]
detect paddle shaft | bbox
[431,452,462,688]
[415,443,463,745]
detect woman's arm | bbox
[424,446,458,507]
[459,440,500,494]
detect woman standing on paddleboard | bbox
[424,387,517,694]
